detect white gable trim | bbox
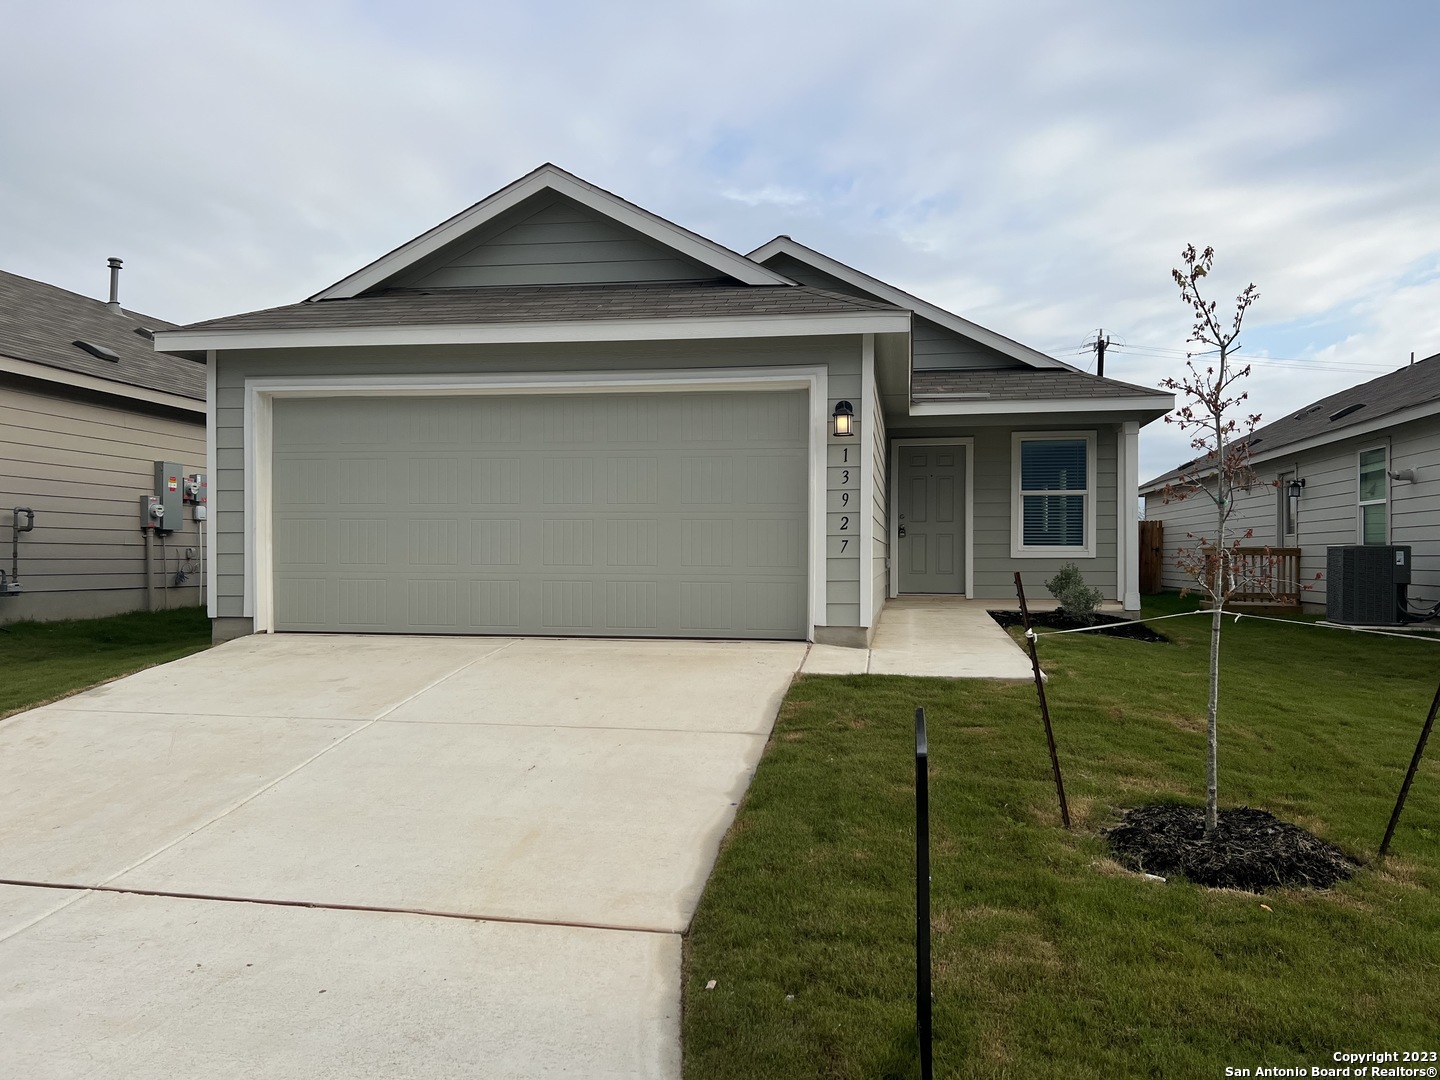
[155,311,910,353]
[747,236,1072,371]
[312,164,791,299]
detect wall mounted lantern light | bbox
[832,400,856,437]
[1286,478,1306,500]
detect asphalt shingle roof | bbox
[911,368,1166,402]
[0,269,203,401]
[1141,352,1440,490]
[175,282,904,335]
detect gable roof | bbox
[747,235,1074,371]
[312,163,793,299]
[0,269,203,404]
[1141,351,1440,492]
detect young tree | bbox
[1158,245,1260,838]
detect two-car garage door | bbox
[270,391,809,639]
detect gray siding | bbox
[886,422,1120,601]
[214,335,869,633]
[912,316,1024,372]
[394,195,716,289]
[970,425,1118,600]
[1145,414,1440,610]
[826,347,864,628]
[0,379,205,623]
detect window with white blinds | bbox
[1012,432,1096,557]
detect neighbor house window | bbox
[1359,446,1388,544]
[1012,431,1096,557]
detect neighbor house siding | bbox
[213,334,870,634]
[1145,477,1271,595]
[0,377,205,622]
[392,195,715,290]
[1144,414,1440,610]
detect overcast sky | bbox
[4,0,1437,479]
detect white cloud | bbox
[1,0,1436,488]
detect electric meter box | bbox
[139,494,162,531]
[153,461,184,533]
[184,472,208,507]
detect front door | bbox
[898,447,965,594]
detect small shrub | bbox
[1044,562,1103,620]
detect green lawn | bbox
[683,594,1440,1079]
[0,607,212,719]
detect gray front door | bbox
[898,447,965,594]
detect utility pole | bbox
[1091,329,1111,377]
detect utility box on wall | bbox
[153,460,184,533]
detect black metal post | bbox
[915,706,933,1080]
[1380,674,1440,858]
[1014,572,1071,829]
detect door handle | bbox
[898,525,907,538]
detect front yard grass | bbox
[0,607,211,719]
[683,594,1440,1078]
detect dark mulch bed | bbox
[1105,804,1359,891]
[988,609,1168,642]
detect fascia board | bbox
[0,354,205,414]
[909,394,1174,417]
[313,165,789,300]
[1140,397,1440,494]
[153,311,912,353]
[748,236,1073,371]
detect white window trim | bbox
[242,366,829,639]
[1358,443,1390,545]
[888,437,975,598]
[1011,430,1097,559]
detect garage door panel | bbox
[272,392,807,639]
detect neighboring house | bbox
[1140,353,1440,613]
[154,164,1172,646]
[0,266,206,623]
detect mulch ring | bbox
[1105,804,1359,892]
[988,609,1167,642]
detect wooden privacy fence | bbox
[1139,520,1164,594]
[1203,546,1303,607]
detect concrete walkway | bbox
[802,596,1036,678]
[0,633,806,1079]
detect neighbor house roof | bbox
[1141,352,1440,493]
[0,269,203,404]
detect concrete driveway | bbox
[0,633,805,1079]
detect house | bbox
[1140,352,1440,613]
[153,164,1173,646]
[0,265,206,623]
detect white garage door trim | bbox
[243,366,829,637]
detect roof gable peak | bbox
[311,164,791,300]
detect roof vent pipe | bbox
[106,257,123,315]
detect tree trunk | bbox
[1206,585,1222,836]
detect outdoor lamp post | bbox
[832,400,856,437]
